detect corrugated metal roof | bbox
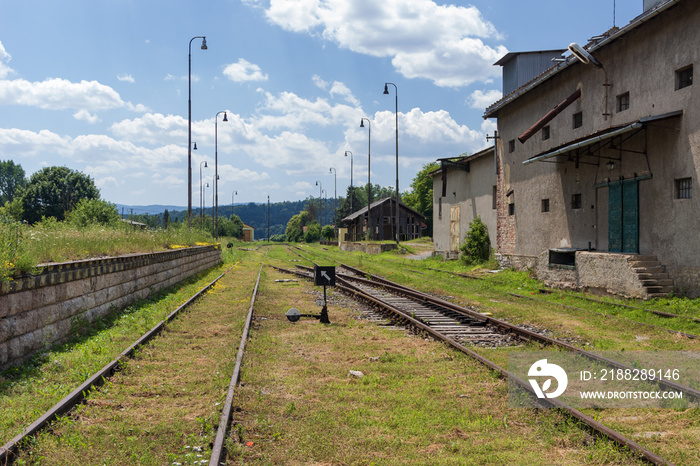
[483,0,683,119]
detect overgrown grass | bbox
[230,254,645,464]
[12,249,259,465]
[0,217,230,282]
[0,246,246,446]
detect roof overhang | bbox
[522,110,683,165]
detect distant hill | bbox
[115,204,185,216]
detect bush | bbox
[67,199,121,228]
[304,224,320,243]
[460,216,491,265]
[321,225,335,241]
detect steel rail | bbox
[424,265,700,324]
[331,266,700,401]
[272,264,671,465]
[209,257,265,465]
[0,265,235,464]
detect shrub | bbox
[321,225,335,241]
[459,216,491,265]
[67,199,121,228]
[304,224,320,243]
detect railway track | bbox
[0,255,264,465]
[273,256,698,466]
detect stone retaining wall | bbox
[0,246,222,370]
[339,242,398,254]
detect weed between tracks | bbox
[228,252,642,465]
[3,247,255,465]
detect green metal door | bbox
[608,179,638,253]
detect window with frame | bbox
[541,198,550,212]
[508,139,516,153]
[572,112,583,129]
[675,178,692,199]
[571,193,582,209]
[492,186,497,209]
[676,65,693,90]
[617,92,630,112]
[508,202,515,216]
[542,125,550,140]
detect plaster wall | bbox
[433,154,497,256]
[492,1,700,294]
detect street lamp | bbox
[322,189,327,228]
[214,110,228,239]
[199,160,208,224]
[187,35,207,227]
[203,182,209,225]
[267,195,270,243]
[384,82,399,244]
[315,181,323,227]
[231,190,237,218]
[360,118,371,240]
[344,150,353,214]
[329,167,336,226]
[212,173,219,222]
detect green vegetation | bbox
[459,215,491,265]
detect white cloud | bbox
[468,89,502,110]
[0,77,148,113]
[117,73,135,83]
[223,59,269,82]
[0,42,14,79]
[259,0,507,87]
[73,109,101,124]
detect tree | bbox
[459,216,491,265]
[402,162,439,237]
[304,223,320,243]
[285,211,313,242]
[20,166,100,224]
[0,160,27,206]
[67,198,120,227]
[163,209,171,229]
[321,225,334,241]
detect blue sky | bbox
[0,0,642,210]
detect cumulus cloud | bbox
[0,42,14,79]
[257,0,507,87]
[0,77,148,113]
[468,89,502,110]
[223,59,269,82]
[73,109,101,124]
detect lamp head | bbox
[204,161,208,167]
[383,83,389,95]
[223,112,228,122]
[568,42,602,68]
[360,120,364,128]
[201,37,208,50]
[193,142,198,150]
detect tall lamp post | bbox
[187,36,207,227]
[315,181,323,227]
[203,182,209,222]
[267,195,270,243]
[199,160,208,225]
[344,150,353,214]
[231,190,237,218]
[384,82,399,244]
[360,118,371,240]
[329,167,336,225]
[214,110,228,239]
